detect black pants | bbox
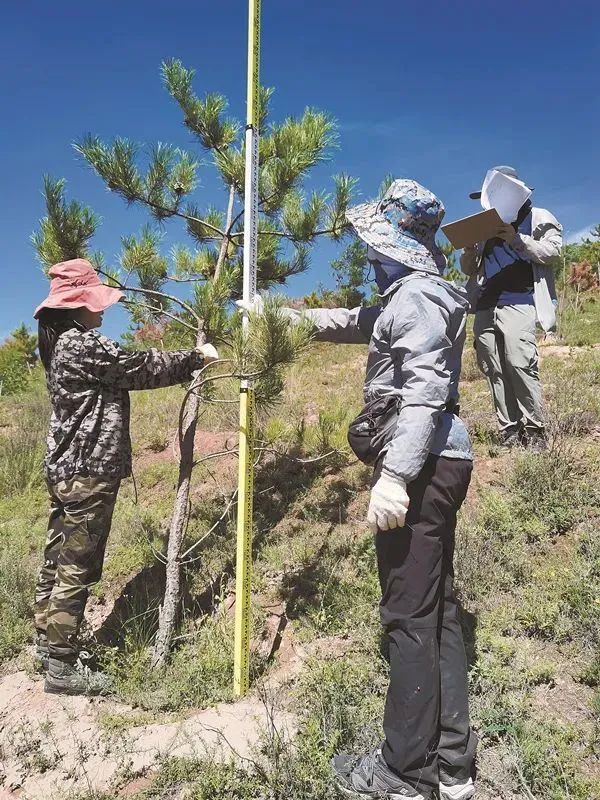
[375,455,476,798]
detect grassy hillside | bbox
[1,306,599,799]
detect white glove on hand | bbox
[196,343,219,363]
[235,294,264,316]
[367,472,410,533]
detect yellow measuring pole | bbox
[234,0,261,698]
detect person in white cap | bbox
[460,166,562,450]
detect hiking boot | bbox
[332,747,427,799]
[439,772,475,800]
[499,428,521,449]
[44,656,110,696]
[35,633,49,672]
[524,427,548,453]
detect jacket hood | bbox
[382,271,470,314]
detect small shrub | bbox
[568,261,599,292]
[0,539,34,663]
[286,534,380,638]
[0,344,31,396]
[515,583,571,641]
[512,718,596,800]
[563,527,600,646]
[138,461,178,490]
[580,650,600,687]
[509,450,588,536]
[103,608,266,711]
[0,381,48,496]
[0,427,46,496]
[152,758,263,800]
[454,499,529,607]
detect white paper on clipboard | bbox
[480,169,532,223]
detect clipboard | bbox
[441,208,503,249]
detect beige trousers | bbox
[473,304,544,432]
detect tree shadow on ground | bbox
[94,449,352,653]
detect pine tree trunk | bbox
[151,330,205,669]
[151,193,234,669]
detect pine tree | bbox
[9,324,38,362]
[33,60,357,667]
[304,238,371,308]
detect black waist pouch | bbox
[347,395,401,465]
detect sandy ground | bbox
[0,668,294,799]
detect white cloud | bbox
[565,225,596,244]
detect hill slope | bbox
[1,332,599,799]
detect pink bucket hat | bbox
[34,258,123,319]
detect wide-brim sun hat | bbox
[34,258,123,319]
[346,178,447,275]
[469,165,533,199]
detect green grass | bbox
[512,718,599,800]
[0,377,48,497]
[0,488,48,662]
[557,290,600,347]
[2,316,600,798]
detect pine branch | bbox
[185,204,227,244]
[99,269,202,326]
[122,299,197,333]
[120,225,168,291]
[31,176,99,269]
[325,174,357,240]
[75,135,225,236]
[171,245,217,279]
[162,59,239,153]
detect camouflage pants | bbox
[34,475,120,662]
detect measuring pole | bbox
[234,0,261,698]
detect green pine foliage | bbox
[31,176,99,271]
[304,237,371,309]
[32,59,361,398]
[0,324,38,396]
[71,58,355,299]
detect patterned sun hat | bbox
[346,179,447,275]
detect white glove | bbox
[367,472,410,533]
[196,343,219,362]
[235,294,264,316]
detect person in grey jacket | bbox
[460,166,562,450]
[245,180,476,800]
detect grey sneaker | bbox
[524,428,548,453]
[439,776,474,800]
[499,428,521,448]
[331,747,427,799]
[44,656,110,696]
[35,633,49,671]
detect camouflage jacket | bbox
[44,326,204,483]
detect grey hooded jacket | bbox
[285,273,473,484]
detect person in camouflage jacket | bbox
[32,258,218,695]
[44,325,208,483]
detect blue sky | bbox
[1,0,599,341]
